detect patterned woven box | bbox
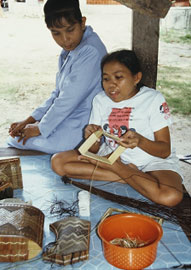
[0,156,23,189]
[0,203,45,262]
[43,216,91,266]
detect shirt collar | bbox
[60,25,93,59]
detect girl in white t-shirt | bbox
[51,50,183,207]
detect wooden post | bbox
[114,0,170,88]
[115,0,171,18]
[132,11,160,88]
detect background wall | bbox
[87,0,119,4]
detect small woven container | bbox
[0,156,23,189]
[98,213,163,270]
[0,203,44,262]
[43,217,91,266]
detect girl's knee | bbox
[149,172,183,207]
[158,188,183,207]
[51,150,78,176]
[51,152,66,176]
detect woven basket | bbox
[0,203,44,262]
[43,217,91,266]
[0,156,23,189]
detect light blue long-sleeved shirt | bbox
[7,26,107,154]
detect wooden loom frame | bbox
[78,130,126,165]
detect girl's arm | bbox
[119,90,172,159]
[120,126,171,159]
[142,126,170,158]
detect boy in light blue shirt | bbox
[8,0,107,154]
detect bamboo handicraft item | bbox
[0,203,44,262]
[78,130,126,165]
[0,156,23,189]
[43,216,91,266]
[0,179,13,199]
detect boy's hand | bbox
[9,121,27,137]
[9,116,36,138]
[18,123,41,145]
[84,124,102,139]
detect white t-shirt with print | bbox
[89,86,172,167]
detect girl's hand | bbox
[119,130,142,149]
[18,123,41,145]
[84,124,102,139]
[83,124,102,153]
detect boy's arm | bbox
[31,87,60,121]
[32,50,64,121]
[38,46,104,138]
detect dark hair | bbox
[101,50,143,89]
[101,50,141,75]
[44,0,82,28]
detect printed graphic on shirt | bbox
[160,102,171,120]
[103,107,134,148]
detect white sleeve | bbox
[149,91,172,132]
[89,95,102,126]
